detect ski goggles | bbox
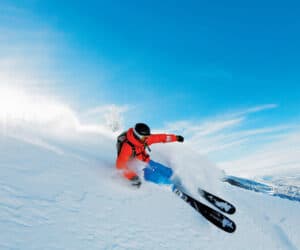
[133,128,150,141]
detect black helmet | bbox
[133,123,151,139]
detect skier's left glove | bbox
[130,175,142,188]
[176,135,184,142]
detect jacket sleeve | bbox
[146,134,177,145]
[116,143,137,180]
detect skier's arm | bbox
[116,143,137,180]
[146,134,183,145]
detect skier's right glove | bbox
[130,175,142,188]
[176,135,184,142]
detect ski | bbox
[172,186,236,233]
[198,188,236,214]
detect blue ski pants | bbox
[143,160,173,185]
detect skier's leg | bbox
[148,160,173,178]
[143,161,173,185]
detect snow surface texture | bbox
[1,130,300,250]
[225,175,300,202]
[0,89,299,250]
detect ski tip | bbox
[222,219,237,233]
[225,226,236,233]
[228,207,236,215]
[229,223,237,233]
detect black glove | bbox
[176,135,184,142]
[130,175,142,188]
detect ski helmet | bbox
[133,123,151,139]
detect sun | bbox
[0,87,28,122]
[0,86,72,125]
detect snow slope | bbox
[1,129,300,250]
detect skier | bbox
[116,123,184,188]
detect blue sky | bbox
[2,0,300,127]
[1,1,300,157]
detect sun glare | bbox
[0,86,75,125]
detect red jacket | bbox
[116,128,178,179]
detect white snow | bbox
[1,132,300,250]
[0,91,299,250]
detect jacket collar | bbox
[127,128,143,146]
